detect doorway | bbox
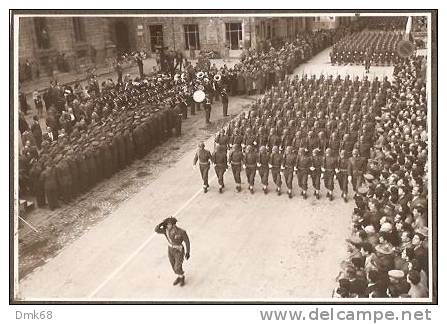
[225,22,242,50]
[115,21,131,54]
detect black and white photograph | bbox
[10,10,437,305]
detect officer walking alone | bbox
[155,217,190,287]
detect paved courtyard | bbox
[17,47,395,301]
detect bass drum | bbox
[193,90,206,103]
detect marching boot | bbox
[303,190,307,199]
[329,191,334,201]
[326,192,330,198]
[288,190,292,199]
[173,277,182,286]
[277,187,281,196]
[179,276,185,287]
[343,193,348,203]
[203,186,208,193]
[219,186,223,193]
[250,186,254,194]
[236,184,241,192]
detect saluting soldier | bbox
[257,146,270,194]
[310,148,323,199]
[212,144,228,193]
[193,142,212,193]
[228,143,243,192]
[243,145,257,194]
[282,146,297,199]
[269,145,283,195]
[154,217,191,287]
[322,148,337,201]
[336,149,350,202]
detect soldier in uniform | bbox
[310,148,323,199]
[257,146,270,194]
[41,162,59,210]
[269,145,283,195]
[29,160,45,207]
[228,143,243,192]
[212,144,227,193]
[282,146,297,198]
[221,88,229,117]
[193,142,212,193]
[204,95,212,124]
[56,155,72,202]
[215,128,230,151]
[296,147,312,199]
[243,145,257,194]
[323,148,337,201]
[348,148,367,194]
[336,149,350,202]
[154,217,190,287]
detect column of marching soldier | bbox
[21,28,346,211]
[193,72,396,200]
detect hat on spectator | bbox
[388,270,405,279]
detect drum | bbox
[193,90,206,103]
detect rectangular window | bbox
[184,24,200,50]
[225,22,242,50]
[34,17,50,49]
[73,17,86,42]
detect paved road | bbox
[18,47,390,301]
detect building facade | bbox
[18,15,341,79]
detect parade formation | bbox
[16,15,431,299]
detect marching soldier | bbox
[336,149,350,202]
[193,142,212,193]
[257,146,270,194]
[212,144,227,193]
[215,128,230,151]
[230,127,243,148]
[310,148,323,199]
[323,148,337,201]
[348,148,367,194]
[296,147,311,199]
[269,145,283,195]
[243,145,257,193]
[228,143,243,192]
[282,146,297,198]
[154,217,190,287]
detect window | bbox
[184,24,200,50]
[34,17,50,49]
[225,22,242,50]
[73,17,86,42]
